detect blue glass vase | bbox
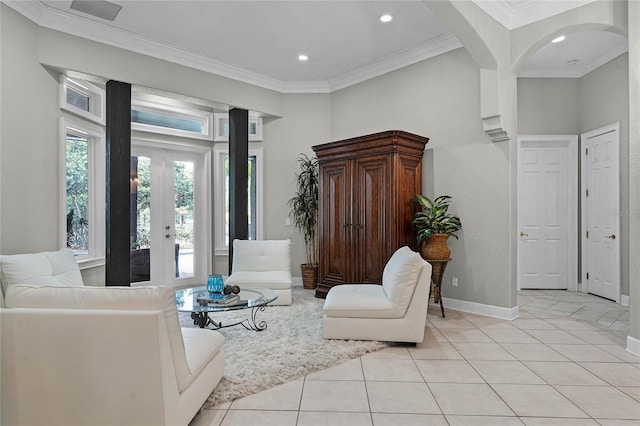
[207,274,224,295]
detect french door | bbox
[130,143,209,287]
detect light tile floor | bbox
[190,290,640,426]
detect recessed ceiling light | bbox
[380,14,393,23]
[552,35,565,43]
[298,55,309,62]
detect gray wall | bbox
[331,48,514,309]
[517,53,630,298]
[517,78,580,134]
[627,0,639,341]
[1,8,60,255]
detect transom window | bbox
[59,75,105,125]
[131,99,213,140]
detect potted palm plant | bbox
[412,194,462,260]
[288,154,319,289]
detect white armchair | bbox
[225,239,293,305]
[0,249,224,426]
[322,246,432,344]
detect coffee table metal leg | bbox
[191,306,268,331]
[191,312,224,329]
[240,305,267,331]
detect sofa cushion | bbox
[181,327,225,380]
[225,271,292,290]
[381,246,425,313]
[231,239,292,273]
[4,284,198,393]
[323,284,407,319]
[0,249,83,297]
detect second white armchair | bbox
[225,239,293,305]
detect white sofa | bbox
[322,246,432,344]
[225,239,293,305]
[0,249,225,426]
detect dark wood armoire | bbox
[312,130,429,299]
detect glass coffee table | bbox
[175,286,277,331]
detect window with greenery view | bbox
[66,132,89,254]
[61,118,105,265]
[214,145,263,253]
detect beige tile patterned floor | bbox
[190,290,640,426]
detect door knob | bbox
[165,234,171,239]
[605,234,616,240]
[165,225,171,230]
[520,231,528,237]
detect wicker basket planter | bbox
[420,233,451,261]
[301,264,318,290]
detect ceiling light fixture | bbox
[567,59,579,66]
[298,55,309,62]
[380,14,393,23]
[552,35,565,43]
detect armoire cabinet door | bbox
[354,154,391,283]
[317,159,352,296]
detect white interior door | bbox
[517,135,578,290]
[131,144,209,287]
[581,123,620,302]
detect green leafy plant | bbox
[412,194,462,244]
[288,154,319,265]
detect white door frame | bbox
[517,135,579,291]
[580,122,621,302]
[132,138,212,287]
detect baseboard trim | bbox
[621,294,629,307]
[626,335,640,358]
[442,297,519,320]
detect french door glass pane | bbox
[66,133,89,255]
[130,156,151,283]
[174,160,194,278]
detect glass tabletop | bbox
[175,286,278,313]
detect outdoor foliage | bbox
[66,136,89,252]
[66,146,196,252]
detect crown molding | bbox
[328,34,463,92]
[4,0,291,92]
[4,0,458,94]
[518,44,627,78]
[472,0,597,30]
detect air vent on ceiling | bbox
[70,0,122,22]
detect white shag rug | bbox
[179,285,387,408]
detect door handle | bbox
[520,231,528,237]
[165,234,171,239]
[605,234,616,240]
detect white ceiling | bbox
[4,0,629,93]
